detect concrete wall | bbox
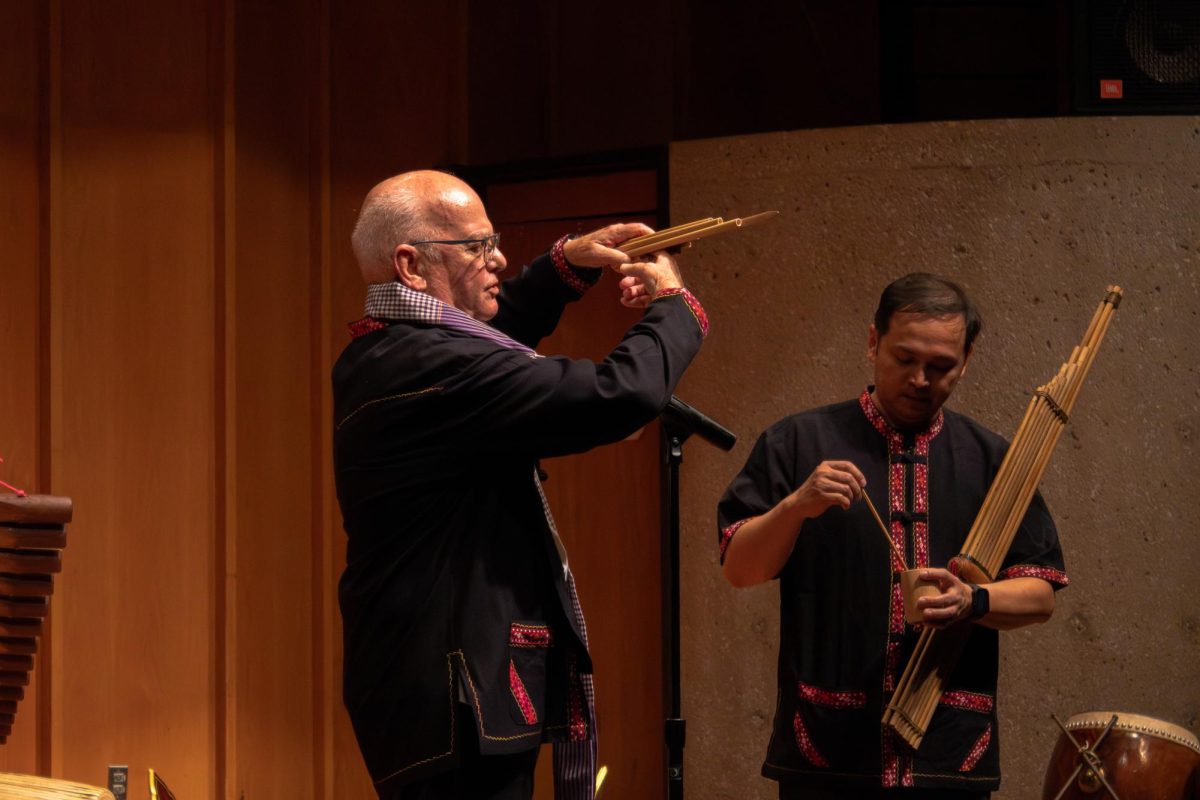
[671,116,1200,799]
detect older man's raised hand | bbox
[561,222,654,267]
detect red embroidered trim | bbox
[919,410,944,444]
[999,565,1069,586]
[792,710,830,767]
[653,288,710,338]
[911,425,935,571]
[914,520,929,569]
[551,235,594,295]
[508,660,538,725]
[940,690,995,713]
[882,734,900,786]
[797,682,866,708]
[889,582,904,633]
[567,652,588,742]
[858,389,943,446]
[884,641,901,692]
[914,463,929,514]
[509,623,553,648]
[719,517,754,562]
[864,386,946,784]
[348,317,388,338]
[889,461,904,514]
[959,724,992,772]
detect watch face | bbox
[972,586,989,618]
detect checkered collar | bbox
[355,281,537,356]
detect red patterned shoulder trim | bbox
[999,565,1069,586]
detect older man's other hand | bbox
[617,252,683,308]
[562,222,655,268]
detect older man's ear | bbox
[392,244,426,290]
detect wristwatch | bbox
[967,584,990,620]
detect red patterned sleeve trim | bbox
[719,517,754,563]
[653,287,709,338]
[998,565,1069,586]
[509,623,553,648]
[551,235,602,296]
[797,681,867,708]
[509,660,539,725]
[959,724,992,772]
[939,690,994,713]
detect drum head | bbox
[1063,711,1200,755]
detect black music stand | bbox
[659,396,736,800]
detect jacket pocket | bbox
[922,689,997,774]
[508,622,552,726]
[793,681,868,769]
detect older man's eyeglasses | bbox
[409,233,501,263]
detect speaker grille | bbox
[1077,0,1200,110]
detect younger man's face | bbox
[867,312,970,431]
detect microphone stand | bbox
[659,396,735,800]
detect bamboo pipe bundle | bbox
[617,211,779,258]
[882,286,1123,750]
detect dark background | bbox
[454,0,1198,173]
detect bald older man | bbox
[332,171,708,800]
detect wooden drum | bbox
[1042,711,1200,800]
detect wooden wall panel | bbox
[0,0,46,772]
[53,0,216,792]
[230,1,323,798]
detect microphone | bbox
[662,395,737,451]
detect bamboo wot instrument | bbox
[881,286,1123,750]
[617,211,779,258]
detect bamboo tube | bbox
[883,286,1122,749]
[617,218,718,252]
[617,211,779,258]
[959,393,1040,555]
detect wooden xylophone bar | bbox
[0,494,71,744]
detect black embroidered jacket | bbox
[718,393,1068,793]
[333,250,706,793]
